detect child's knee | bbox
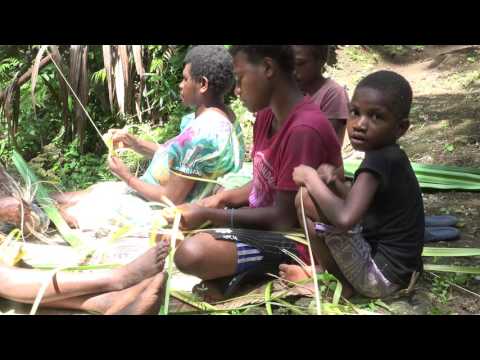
[294,188,309,209]
[295,188,330,224]
[174,238,206,274]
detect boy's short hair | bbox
[356,70,413,120]
[184,45,234,97]
[229,45,295,75]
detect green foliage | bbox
[431,275,451,303]
[28,137,114,191]
[365,45,425,59]
[344,46,379,64]
[144,45,190,125]
[0,45,193,190]
[444,143,455,153]
[429,272,476,304]
[0,57,21,83]
[231,98,254,161]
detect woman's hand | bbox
[109,129,138,150]
[196,192,226,209]
[292,165,318,187]
[108,156,132,182]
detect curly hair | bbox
[229,45,295,75]
[303,45,330,65]
[356,70,413,120]
[184,45,234,97]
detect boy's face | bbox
[293,46,321,93]
[232,51,272,113]
[347,87,409,151]
[179,64,201,107]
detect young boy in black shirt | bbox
[280,70,424,298]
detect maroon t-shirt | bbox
[248,97,342,262]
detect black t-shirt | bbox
[354,144,425,286]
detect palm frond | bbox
[30,45,49,114]
[102,45,115,112]
[424,264,480,275]
[12,150,84,249]
[423,247,480,257]
[49,45,70,141]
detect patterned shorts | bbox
[315,223,402,299]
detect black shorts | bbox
[202,228,300,274]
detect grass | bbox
[344,46,378,64]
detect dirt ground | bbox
[331,45,480,314]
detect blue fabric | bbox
[235,242,265,273]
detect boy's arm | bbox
[330,178,351,199]
[298,166,379,230]
[180,189,297,231]
[316,164,350,199]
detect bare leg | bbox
[0,241,168,304]
[43,277,155,314]
[174,233,237,280]
[50,190,91,208]
[279,188,354,298]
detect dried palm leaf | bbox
[49,45,70,139]
[132,45,145,79]
[102,45,115,112]
[114,47,125,115]
[3,74,20,146]
[68,45,83,96]
[46,48,107,148]
[132,45,145,121]
[76,45,89,151]
[31,45,49,114]
[118,45,130,88]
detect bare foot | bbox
[90,278,154,314]
[278,264,354,299]
[58,207,79,229]
[113,240,169,290]
[107,272,168,315]
[279,264,313,283]
[45,277,156,314]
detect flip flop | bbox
[218,262,279,299]
[425,215,458,228]
[424,226,460,243]
[0,223,15,234]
